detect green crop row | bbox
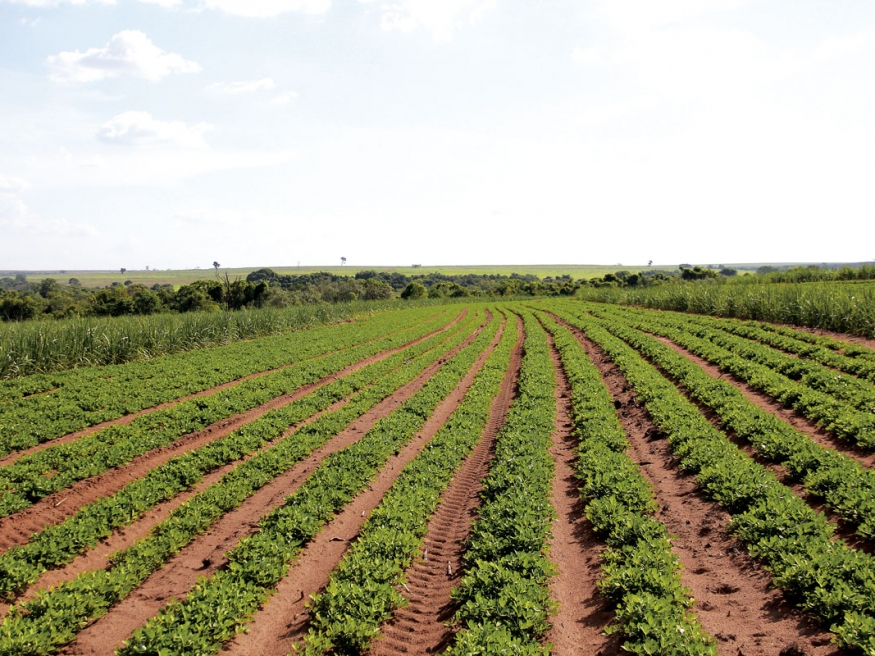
[590,304,875,449]
[0,310,477,518]
[448,312,557,655]
[537,312,715,655]
[677,313,875,383]
[0,310,497,656]
[620,306,875,413]
[580,307,875,540]
[551,304,875,654]
[111,310,504,656]
[0,310,476,603]
[0,307,450,458]
[301,311,518,655]
[759,321,875,362]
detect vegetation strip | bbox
[0,307,448,460]
[757,321,875,362]
[447,311,557,655]
[0,311,465,518]
[591,304,875,449]
[300,310,517,654]
[581,305,875,540]
[0,308,492,656]
[551,304,875,654]
[0,312,477,602]
[619,305,875,413]
[678,312,875,383]
[106,310,502,656]
[538,312,715,655]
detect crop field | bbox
[1,299,875,655]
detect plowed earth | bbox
[0,311,467,556]
[62,313,493,656]
[369,315,524,656]
[557,317,843,656]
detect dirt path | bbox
[542,331,618,656]
[563,321,842,656]
[217,315,506,656]
[791,325,875,353]
[0,310,455,470]
[367,315,524,656]
[650,334,875,469]
[0,314,469,556]
[62,315,494,656]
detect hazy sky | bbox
[1,0,874,270]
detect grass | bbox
[577,281,875,338]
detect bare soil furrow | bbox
[650,333,875,469]
[564,322,841,656]
[0,310,454,470]
[543,330,618,656]
[0,316,467,555]
[368,316,524,656]
[217,316,509,656]
[63,315,493,656]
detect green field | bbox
[3,264,662,288]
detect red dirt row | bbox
[559,318,841,656]
[542,329,618,656]
[0,311,469,555]
[62,313,498,656]
[369,315,525,656]
[650,334,875,470]
[0,310,452,470]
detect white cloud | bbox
[207,78,277,94]
[138,0,182,6]
[572,47,605,66]
[0,192,98,238]
[360,0,496,41]
[48,30,201,83]
[202,0,330,18]
[271,91,299,104]
[0,175,29,194]
[97,111,212,148]
[1,0,114,6]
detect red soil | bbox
[0,310,453,469]
[369,315,524,656]
[62,314,493,656]
[0,312,467,556]
[218,315,505,656]
[562,319,842,656]
[542,330,618,656]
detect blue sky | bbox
[1,0,874,270]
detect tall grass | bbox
[577,281,875,338]
[0,302,377,379]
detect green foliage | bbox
[111,310,501,656]
[449,312,559,654]
[303,309,516,654]
[539,313,714,655]
[0,311,477,604]
[550,302,875,654]
[400,282,428,300]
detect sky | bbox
[1,0,874,271]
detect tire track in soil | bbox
[558,317,843,656]
[0,310,454,470]
[0,312,469,556]
[649,333,875,469]
[218,316,509,656]
[542,329,618,656]
[368,315,524,656]
[62,314,495,656]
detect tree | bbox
[120,268,127,274]
[400,282,427,300]
[213,261,221,279]
[340,257,347,266]
[68,278,81,287]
